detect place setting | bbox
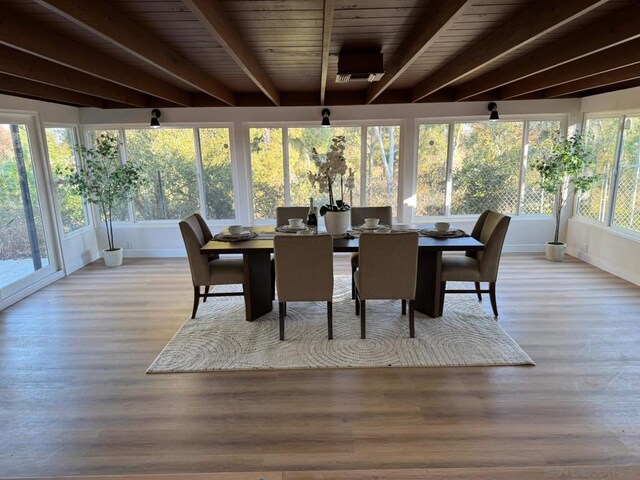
[275,217,315,235]
[349,217,419,235]
[213,224,258,242]
[419,221,469,238]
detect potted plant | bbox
[530,132,599,262]
[308,135,355,235]
[62,133,145,267]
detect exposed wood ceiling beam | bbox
[182,0,280,106]
[366,0,468,105]
[499,38,640,99]
[454,3,640,101]
[0,72,103,108]
[320,0,335,106]
[410,0,608,102]
[34,0,235,106]
[0,6,192,107]
[0,45,149,107]
[545,63,640,98]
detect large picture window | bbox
[199,128,235,220]
[613,116,640,232]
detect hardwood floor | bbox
[1,254,640,479]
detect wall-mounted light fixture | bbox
[150,109,161,128]
[488,102,499,121]
[321,108,331,127]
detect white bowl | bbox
[288,218,304,228]
[434,222,450,233]
[228,224,243,235]
[364,217,380,228]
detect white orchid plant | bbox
[308,136,356,215]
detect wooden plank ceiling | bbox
[0,0,639,108]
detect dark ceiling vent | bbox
[336,49,385,83]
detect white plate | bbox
[358,224,383,230]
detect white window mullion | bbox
[120,128,135,223]
[517,120,529,216]
[360,125,367,206]
[606,116,627,226]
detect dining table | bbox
[200,226,484,322]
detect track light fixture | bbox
[321,108,331,127]
[150,109,161,128]
[488,102,499,121]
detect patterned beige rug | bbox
[147,276,534,373]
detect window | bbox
[576,117,621,222]
[45,127,89,234]
[613,116,640,232]
[249,127,284,220]
[198,128,235,220]
[521,120,562,215]
[452,122,523,215]
[416,118,563,218]
[288,127,361,209]
[416,123,448,216]
[365,126,399,216]
[125,128,199,221]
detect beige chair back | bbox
[179,213,215,286]
[276,206,310,227]
[466,210,511,282]
[274,234,334,302]
[350,206,392,228]
[357,232,418,300]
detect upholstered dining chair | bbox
[276,206,310,227]
[440,210,511,318]
[274,234,334,341]
[179,213,244,319]
[349,206,393,299]
[354,232,419,339]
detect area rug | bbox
[147,276,534,373]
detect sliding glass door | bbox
[0,115,58,302]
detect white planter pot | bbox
[103,247,123,267]
[545,242,566,262]
[323,210,350,236]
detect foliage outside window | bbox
[125,128,199,221]
[250,127,284,220]
[417,119,561,217]
[45,127,89,234]
[576,117,620,222]
[199,128,235,220]
[0,123,49,267]
[365,126,399,217]
[613,116,640,232]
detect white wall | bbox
[564,86,640,286]
[81,98,582,256]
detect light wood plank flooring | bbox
[1,254,640,479]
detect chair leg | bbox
[270,260,276,301]
[355,290,360,315]
[439,281,446,317]
[279,302,285,340]
[489,282,499,319]
[283,302,287,317]
[409,299,415,338]
[351,266,357,300]
[474,282,482,301]
[191,286,200,319]
[360,300,366,339]
[203,285,210,302]
[401,299,406,315]
[327,301,333,340]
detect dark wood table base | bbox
[414,250,443,318]
[242,251,273,321]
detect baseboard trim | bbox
[0,270,64,311]
[568,245,640,286]
[65,251,100,275]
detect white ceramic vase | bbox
[323,210,350,236]
[545,242,566,262]
[103,247,123,267]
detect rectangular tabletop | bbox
[201,227,484,321]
